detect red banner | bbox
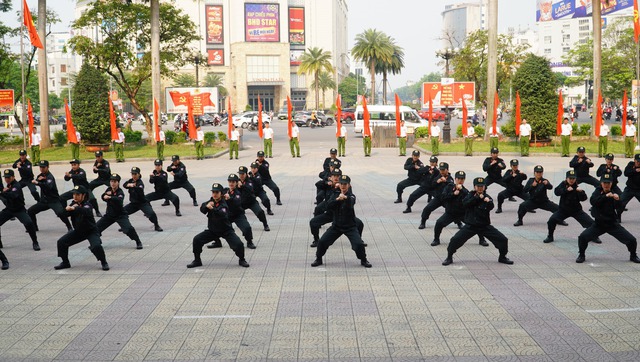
[206,5,224,44]
[28,100,34,146]
[23,0,43,49]
[0,89,14,115]
[187,96,197,140]
[363,96,371,137]
[422,81,475,109]
[492,92,499,136]
[227,97,233,138]
[207,49,224,66]
[394,93,401,136]
[287,95,292,138]
[109,97,118,141]
[623,90,628,136]
[258,96,263,138]
[335,94,342,137]
[65,100,78,143]
[634,0,639,42]
[461,99,468,137]
[288,7,305,45]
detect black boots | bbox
[311,258,323,267]
[360,259,372,268]
[402,207,411,213]
[54,259,71,270]
[543,235,554,243]
[442,254,454,266]
[32,242,41,251]
[238,259,250,267]
[154,224,163,232]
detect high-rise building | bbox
[441,1,487,49]
[45,32,77,99]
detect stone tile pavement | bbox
[1,137,640,361]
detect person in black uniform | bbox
[249,162,273,215]
[187,183,249,268]
[322,148,341,174]
[255,151,282,205]
[60,159,101,217]
[617,154,640,222]
[418,162,454,229]
[163,155,198,206]
[596,153,623,195]
[238,166,270,231]
[123,167,163,232]
[404,155,438,213]
[311,175,371,268]
[146,159,181,216]
[12,149,40,201]
[513,165,566,227]
[569,146,600,188]
[432,171,488,247]
[443,177,513,266]
[0,247,7,269]
[96,173,144,250]
[482,147,507,189]
[315,160,341,204]
[207,173,255,249]
[54,185,110,271]
[496,159,528,213]
[27,160,73,232]
[394,150,423,204]
[0,169,39,251]
[544,170,601,244]
[576,174,640,264]
[88,151,111,191]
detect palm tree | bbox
[311,71,336,109]
[351,29,393,105]
[173,73,196,87]
[203,73,227,96]
[375,38,404,104]
[298,47,334,109]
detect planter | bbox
[85,143,110,152]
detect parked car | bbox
[341,108,355,123]
[293,111,334,127]
[232,112,271,128]
[418,109,446,121]
[277,108,288,120]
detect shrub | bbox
[164,130,178,144]
[217,131,227,142]
[501,122,516,137]
[611,125,622,136]
[204,132,216,144]
[474,125,485,138]
[456,125,463,138]
[571,123,579,134]
[0,134,25,146]
[414,126,428,138]
[578,124,591,136]
[124,130,143,143]
[72,63,111,144]
[53,130,67,147]
[177,131,188,143]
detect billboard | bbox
[207,49,224,66]
[422,81,475,109]
[288,7,305,45]
[536,0,632,22]
[165,87,219,115]
[206,5,223,44]
[290,49,304,66]
[0,89,15,116]
[245,3,279,42]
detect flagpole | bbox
[636,39,640,151]
[20,0,27,150]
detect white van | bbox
[353,105,426,133]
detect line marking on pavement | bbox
[586,308,640,313]
[173,315,252,319]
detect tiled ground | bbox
[1,136,640,361]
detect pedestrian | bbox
[238,166,270,231]
[70,129,81,160]
[362,122,373,157]
[164,155,198,206]
[543,170,602,244]
[482,147,507,189]
[123,167,163,232]
[560,117,572,157]
[464,121,475,156]
[249,162,273,215]
[569,146,600,188]
[0,169,39,251]
[398,120,407,156]
[394,150,423,204]
[54,185,109,271]
[519,118,532,157]
[618,154,640,221]
[195,124,205,160]
[114,126,125,162]
[263,121,274,157]
[404,155,438,213]
[187,182,249,268]
[311,175,371,268]
[30,126,41,164]
[146,159,181,216]
[496,159,528,213]
[576,173,640,264]
[27,160,73,232]
[12,149,40,202]
[624,119,636,158]
[255,151,282,205]
[598,122,609,157]
[596,153,623,195]
[430,121,441,156]
[336,122,347,157]
[488,124,501,150]
[418,161,453,229]
[229,123,239,159]
[96,173,144,250]
[60,159,101,217]
[442,177,513,266]
[513,165,566,227]
[157,126,165,161]
[289,120,301,157]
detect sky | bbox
[8,0,537,90]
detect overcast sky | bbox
[9,0,536,90]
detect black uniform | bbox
[191,198,246,265]
[419,172,453,226]
[596,163,623,195]
[146,169,180,213]
[12,158,40,201]
[96,187,142,248]
[569,155,600,188]
[433,181,487,246]
[577,186,638,262]
[545,181,595,241]
[89,159,111,190]
[482,156,507,188]
[322,156,340,173]
[406,164,438,209]
[515,177,558,224]
[56,199,107,269]
[310,183,365,245]
[208,187,253,247]
[249,169,272,213]
[0,179,38,248]
[497,169,528,212]
[27,171,73,231]
[123,178,161,229]
[60,167,100,215]
[256,158,281,204]
[166,161,197,205]
[618,161,640,221]
[238,177,269,230]
[395,157,423,201]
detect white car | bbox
[232,112,271,128]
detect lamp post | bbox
[194,54,206,87]
[435,48,458,144]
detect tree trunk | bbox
[38,0,50,148]
[369,61,376,104]
[592,1,601,138]
[382,70,388,105]
[314,72,319,110]
[322,89,326,110]
[150,0,160,145]
[485,0,498,142]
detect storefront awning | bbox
[247,80,285,86]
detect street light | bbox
[435,47,459,144]
[194,54,206,87]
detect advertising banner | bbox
[422,81,475,109]
[207,49,224,66]
[632,80,640,107]
[206,5,224,44]
[288,7,305,45]
[245,3,280,42]
[0,89,15,116]
[536,0,632,22]
[165,87,219,115]
[290,49,304,66]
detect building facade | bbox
[45,32,77,99]
[441,1,486,49]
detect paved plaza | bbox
[1,128,640,361]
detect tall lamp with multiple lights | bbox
[435,48,458,144]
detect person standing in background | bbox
[195,125,205,160]
[398,120,407,156]
[114,126,125,162]
[337,122,347,157]
[229,124,239,160]
[560,118,572,157]
[70,130,81,160]
[263,121,274,158]
[519,119,532,157]
[157,126,165,161]
[31,127,41,164]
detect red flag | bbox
[394,93,401,136]
[154,98,161,142]
[168,91,191,107]
[23,0,43,49]
[335,95,342,137]
[257,95,263,138]
[634,0,640,42]
[623,90,628,136]
[187,96,197,140]
[556,90,564,136]
[28,100,34,146]
[287,95,293,138]
[363,96,371,137]
[515,91,522,136]
[492,92,499,136]
[595,92,603,137]
[109,97,118,141]
[461,98,468,136]
[64,100,78,143]
[227,97,233,138]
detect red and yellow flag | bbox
[515,91,522,136]
[257,95,263,139]
[28,99,35,146]
[623,90,629,136]
[394,93,401,136]
[187,96,197,140]
[154,98,161,142]
[109,97,118,141]
[461,97,468,137]
[287,95,293,138]
[335,95,342,137]
[556,90,564,136]
[634,0,640,42]
[492,92,499,136]
[363,95,371,137]
[64,100,78,143]
[23,0,43,49]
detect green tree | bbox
[375,38,405,104]
[173,73,196,87]
[298,47,334,110]
[510,54,557,140]
[203,73,227,97]
[351,29,393,105]
[68,0,199,138]
[48,92,63,113]
[394,72,442,103]
[72,62,110,144]
[311,71,336,109]
[337,73,366,107]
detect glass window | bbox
[544,36,552,44]
[61,78,67,86]
[61,64,67,73]
[246,55,280,82]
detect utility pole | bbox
[151,0,160,144]
[592,1,601,137]
[486,0,498,141]
[38,0,50,147]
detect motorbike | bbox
[309,117,325,128]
